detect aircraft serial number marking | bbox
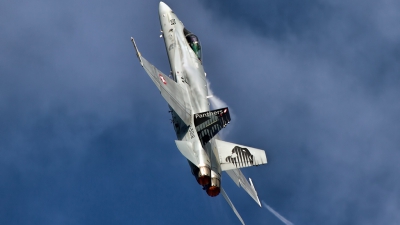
[189,126,195,139]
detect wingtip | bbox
[249,177,262,207]
[130,37,143,66]
[221,188,246,225]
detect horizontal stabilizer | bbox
[175,140,199,166]
[221,188,245,225]
[216,140,267,171]
[131,37,192,125]
[194,107,231,145]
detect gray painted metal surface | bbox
[131,2,267,224]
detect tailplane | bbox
[216,140,267,171]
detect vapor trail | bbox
[262,200,294,225]
[206,80,234,138]
[206,80,228,110]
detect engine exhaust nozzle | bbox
[206,177,221,197]
[197,166,211,186]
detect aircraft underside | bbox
[130,2,267,224]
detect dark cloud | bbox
[197,0,400,224]
[201,0,332,40]
[1,0,399,224]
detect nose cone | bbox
[159,1,172,14]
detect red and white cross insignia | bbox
[159,74,167,85]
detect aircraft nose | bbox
[159,1,172,14]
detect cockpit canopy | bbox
[184,28,202,61]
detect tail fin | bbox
[194,107,231,145]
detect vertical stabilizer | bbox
[194,107,231,145]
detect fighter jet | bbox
[131,2,267,224]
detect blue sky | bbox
[1,0,400,224]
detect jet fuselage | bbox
[131,3,267,223]
[159,2,222,196]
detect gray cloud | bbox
[197,0,400,224]
[1,0,399,224]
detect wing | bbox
[131,37,192,125]
[221,188,245,225]
[225,168,262,207]
[215,140,266,206]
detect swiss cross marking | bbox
[159,74,167,84]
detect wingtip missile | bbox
[249,178,262,207]
[130,37,143,66]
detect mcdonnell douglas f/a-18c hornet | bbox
[131,2,267,224]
